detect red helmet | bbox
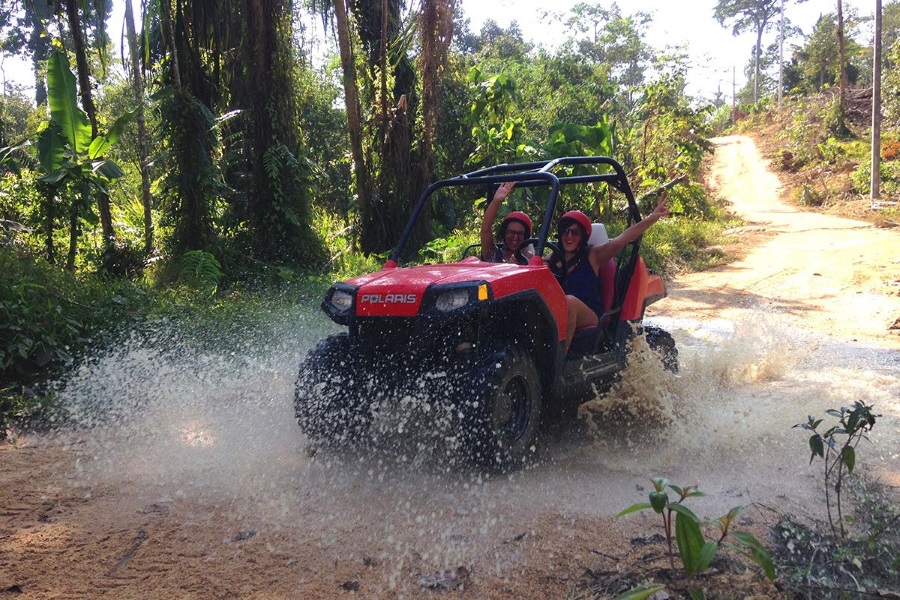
[501,211,533,238]
[559,210,591,238]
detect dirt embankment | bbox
[1,136,898,599]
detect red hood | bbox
[342,258,549,317]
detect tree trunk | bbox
[871,0,882,199]
[63,0,114,249]
[418,0,455,190]
[778,0,784,106]
[124,0,154,255]
[26,0,53,107]
[43,189,55,264]
[160,0,182,90]
[334,0,370,252]
[754,26,763,103]
[837,0,848,112]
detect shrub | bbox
[0,244,152,435]
[881,140,900,161]
[851,161,900,196]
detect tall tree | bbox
[232,0,321,263]
[60,0,115,250]
[714,0,780,103]
[331,0,370,251]
[872,0,882,199]
[837,0,848,113]
[312,0,456,255]
[123,0,153,254]
[567,3,652,108]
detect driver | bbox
[480,182,534,265]
[551,195,670,355]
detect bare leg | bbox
[565,295,599,355]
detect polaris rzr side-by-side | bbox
[294,156,677,468]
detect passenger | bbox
[551,195,670,354]
[480,181,534,265]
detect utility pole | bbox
[871,0,882,200]
[732,66,737,126]
[778,0,784,107]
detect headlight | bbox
[330,289,354,313]
[435,289,470,312]
[322,284,358,324]
[430,283,490,313]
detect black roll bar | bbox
[388,156,643,264]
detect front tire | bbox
[294,334,372,445]
[469,347,543,469]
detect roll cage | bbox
[386,155,648,313]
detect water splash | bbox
[30,299,899,586]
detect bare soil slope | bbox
[1,136,898,599]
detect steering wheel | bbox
[493,240,532,265]
[516,238,569,285]
[540,240,568,286]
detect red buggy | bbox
[295,156,676,467]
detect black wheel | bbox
[294,334,372,445]
[469,347,543,468]
[645,326,678,373]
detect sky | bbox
[0,0,878,101]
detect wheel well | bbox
[482,299,558,393]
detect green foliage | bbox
[40,50,130,180]
[0,91,37,151]
[816,137,845,165]
[0,244,152,435]
[178,250,222,296]
[885,43,900,124]
[794,401,879,539]
[822,97,852,139]
[630,69,713,188]
[851,160,900,197]
[639,194,737,275]
[156,90,221,258]
[418,230,478,264]
[465,67,529,165]
[543,118,614,158]
[617,477,775,583]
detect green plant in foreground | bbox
[795,401,879,539]
[617,478,775,582]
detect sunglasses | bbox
[560,226,582,237]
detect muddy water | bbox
[41,299,899,589]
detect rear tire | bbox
[468,347,543,469]
[294,334,372,445]
[645,326,678,373]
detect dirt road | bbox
[1,136,898,599]
[659,136,899,348]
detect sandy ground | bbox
[1,136,898,599]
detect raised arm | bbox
[590,194,670,265]
[480,181,516,260]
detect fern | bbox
[178,250,222,296]
[263,142,305,226]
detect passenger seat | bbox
[589,223,616,317]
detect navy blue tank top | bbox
[562,250,604,318]
[492,246,529,265]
